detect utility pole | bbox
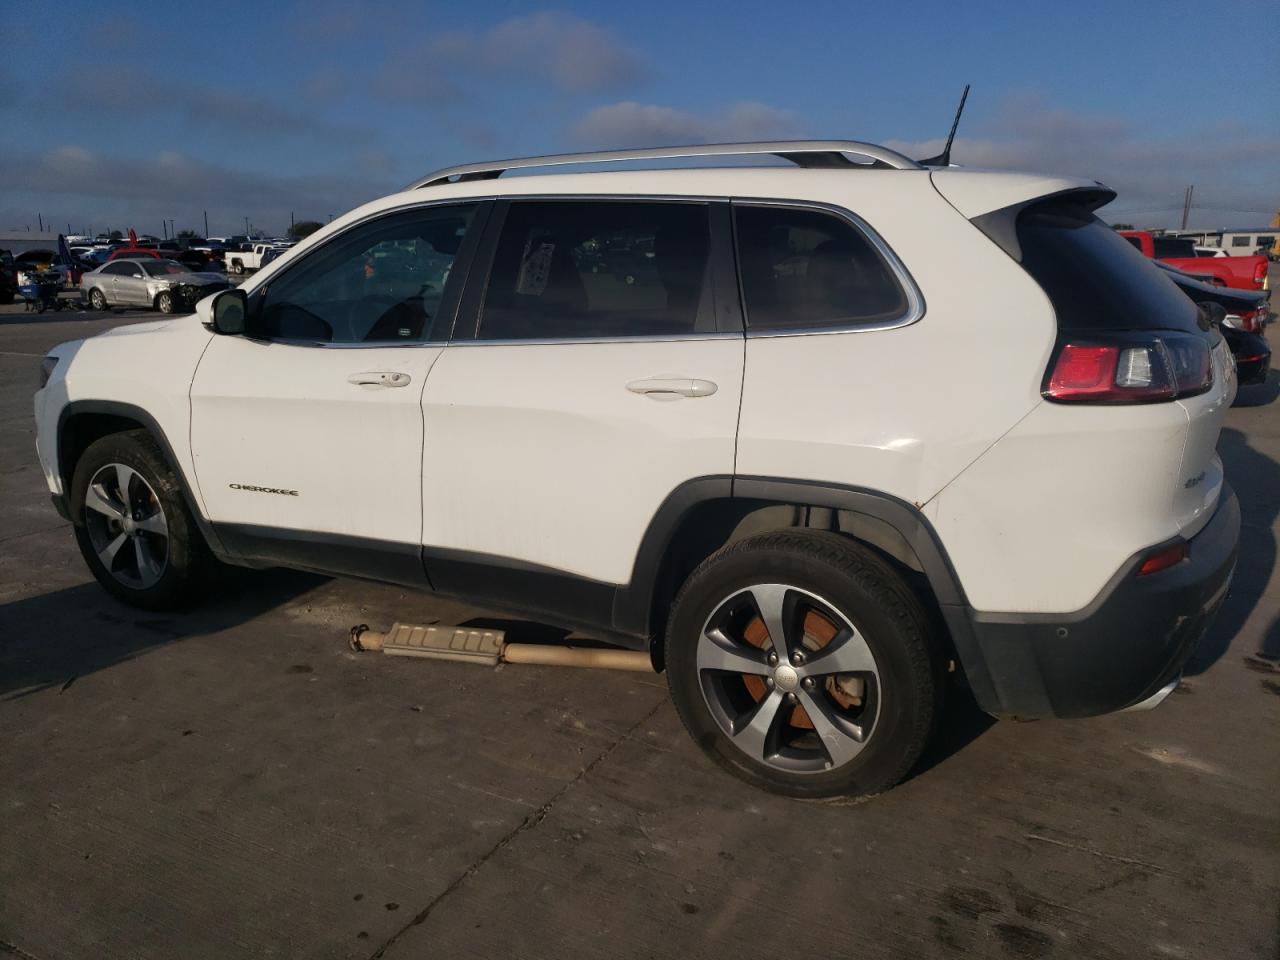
[244,216,249,236]
[1180,185,1194,230]
[37,213,43,232]
[204,210,209,237]
[162,221,168,240]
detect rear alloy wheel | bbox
[666,531,940,799]
[156,290,174,314]
[88,288,108,311]
[71,430,212,609]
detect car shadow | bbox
[0,567,325,700]
[1185,425,1279,675]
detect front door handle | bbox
[626,377,718,399]
[348,371,411,388]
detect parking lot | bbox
[1,301,1276,959]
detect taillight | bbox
[1044,332,1213,404]
[1255,261,1268,284]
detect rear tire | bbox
[88,288,108,311]
[230,260,243,275]
[70,430,212,610]
[665,531,940,799]
[156,291,174,314]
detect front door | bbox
[114,261,149,305]
[420,198,744,607]
[189,200,487,584]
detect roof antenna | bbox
[919,84,970,167]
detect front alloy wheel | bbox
[156,290,174,314]
[82,462,169,589]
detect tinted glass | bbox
[479,201,712,340]
[101,262,131,276]
[1152,237,1196,258]
[1017,199,1200,333]
[733,205,908,331]
[143,260,187,276]
[254,204,476,343]
[1231,237,1250,247]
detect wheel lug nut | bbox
[791,651,804,665]
[802,677,815,690]
[785,693,798,704]
[766,652,778,666]
[765,677,774,689]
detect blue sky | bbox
[1,0,1276,236]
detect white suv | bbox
[33,141,1241,798]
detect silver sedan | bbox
[81,258,230,314]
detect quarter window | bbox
[253,203,478,343]
[478,200,713,341]
[733,205,909,331]
[1230,236,1251,248]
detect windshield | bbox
[143,260,188,276]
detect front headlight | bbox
[39,355,59,389]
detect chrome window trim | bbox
[450,332,741,348]
[731,198,926,339]
[249,193,924,348]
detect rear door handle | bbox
[626,377,718,399]
[348,371,411,388]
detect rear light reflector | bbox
[1044,333,1212,404]
[1137,541,1188,576]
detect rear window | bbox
[1015,200,1201,333]
[733,205,909,331]
[1152,237,1196,259]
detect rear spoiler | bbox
[970,187,1116,263]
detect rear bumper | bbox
[957,484,1240,719]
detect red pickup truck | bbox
[1120,231,1267,291]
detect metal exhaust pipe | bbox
[349,623,653,673]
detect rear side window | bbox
[478,200,712,341]
[733,205,909,332]
[1230,236,1251,248]
[1016,200,1200,333]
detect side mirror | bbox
[202,288,247,335]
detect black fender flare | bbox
[56,399,229,556]
[613,475,998,711]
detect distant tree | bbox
[176,229,198,239]
[1110,223,1134,231]
[109,229,123,240]
[289,220,324,239]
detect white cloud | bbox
[380,11,647,104]
[571,101,802,148]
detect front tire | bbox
[230,260,243,275]
[665,531,940,800]
[88,288,108,311]
[156,290,174,314]
[70,430,212,610]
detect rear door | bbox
[419,197,744,593]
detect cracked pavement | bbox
[1,303,1277,959]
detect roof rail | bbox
[407,140,922,189]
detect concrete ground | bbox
[1,301,1277,960]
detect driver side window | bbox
[254,203,478,343]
